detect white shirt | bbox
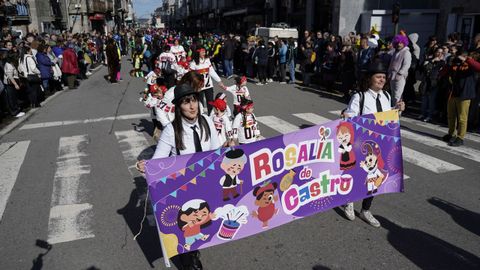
[345,89,392,116]
[210,113,233,145]
[224,85,251,106]
[152,116,221,158]
[170,45,186,62]
[232,113,260,144]
[189,58,221,90]
[144,71,159,85]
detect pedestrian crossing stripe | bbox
[0,141,30,222]
[47,135,94,244]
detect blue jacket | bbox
[52,46,64,57]
[357,47,375,72]
[279,44,287,64]
[36,52,53,79]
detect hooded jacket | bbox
[388,46,412,80]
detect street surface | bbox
[1,58,479,270]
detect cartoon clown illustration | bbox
[336,122,356,170]
[177,199,215,251]
[360,141,389,195]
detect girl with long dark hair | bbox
[189,47,224,114]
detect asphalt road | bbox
[0,58,479,270]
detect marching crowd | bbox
[128,28,479,270]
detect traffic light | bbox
[392,3,400,24]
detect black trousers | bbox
[257,64,267,83]
[362,197,373,211]
[278,63,286,82]
[200,87,214,114]
[26,81,41,107]
[3,84,21,116]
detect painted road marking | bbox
[402,146,463,173]
[115,130,154,176]
[401,129,480,164]
[0,141,30,221]
[328,110,480,142]
[257,116,299,134]
[293,113,330,125]
[20,113,150,130]
[47,135,94,244]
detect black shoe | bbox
[448,137,464,147]
[442,134,454,142]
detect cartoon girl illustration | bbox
[177,199,216,251]
[360,141,389,195]
[336,122,356,170]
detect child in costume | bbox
[209,92,232,119]
[223,76,251,116]
[209,98,234,147]
[144,68,162,86]
[232,97,260,145]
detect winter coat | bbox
[388,47,412,80]
[223,39,235,60]
[36,52,53,79]
[253,45,268,66]
[357,47,375,72]
[441,57,480,100]
[61,48,79,75]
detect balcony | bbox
[4,3,30,22]
[106,0,114,12]
[87,1,106,13]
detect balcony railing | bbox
[4,3,30,21]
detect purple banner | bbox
[145,111,404,262]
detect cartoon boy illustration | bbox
[219,149,246,201]
[360,141,389,195]
[177,199,216,251]
[336,122,356,170]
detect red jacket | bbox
[61,48,80,74]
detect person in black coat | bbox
[253,39,269,85]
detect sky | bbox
[132,0,163,19]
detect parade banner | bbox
[145,111,404,266]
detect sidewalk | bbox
[0,64,104,140]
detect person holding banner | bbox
[342,60,405,227]
[137,83,221,269]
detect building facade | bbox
[165,0,478,48]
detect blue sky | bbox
[132,0,163,19]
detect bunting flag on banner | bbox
[146,111,405,267]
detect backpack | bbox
[342,90,391,117]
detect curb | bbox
[0,65,104,140]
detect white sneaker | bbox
[360,210,381,227]
[344,203,355,220]
[267,78,273,83]
[280,81,287,84]
[256,82,264,86]
[15,112,26,118]
[86,71,92,76]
